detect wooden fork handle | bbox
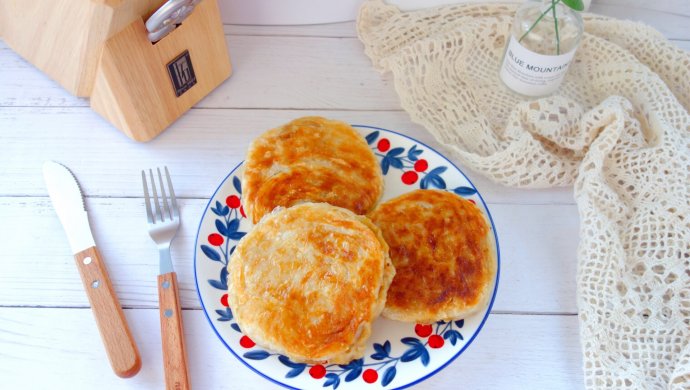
[74,246,142,378]
[158,272,191,390]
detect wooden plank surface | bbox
[589,4,690,39]
[0,35,402,110]
[2,11,688,110]
[0,107,577,205]
[1,1,688,389]
[595,0,690,17]
[1,34,687,109]
[0,197,579,314]
[223,22,358,38]
[0,308,583,390]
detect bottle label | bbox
[499,35,576,96]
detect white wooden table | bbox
[1,1,688,389]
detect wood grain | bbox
[73,246,141,378]
[1,0,680,103]
[589,4,690,39]
[594,0,690,17]
[157,272,191,390]
[0,107,576,205]
[90,0,232,141]
[214,0,690,23]
[0,0,162,96]
[0,197,579,314]
[223,22,358,38]
[0,35,402,110]
[0,4,687,389]
[1,33,687,110]
[0,308,583,390]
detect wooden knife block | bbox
[0,0,232,142]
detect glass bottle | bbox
[499,0,584,97]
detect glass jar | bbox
[499,0,584,97]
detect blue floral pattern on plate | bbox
[194,125,500,389]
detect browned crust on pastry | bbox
[228,203,394,363]
[242,116,383,223]
[368,189,496,323]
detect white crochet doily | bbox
[357,1,690,388]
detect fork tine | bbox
[142,170,153,224]
[149,169,163,223]
[164,167,179,219]
[157,167,171,221]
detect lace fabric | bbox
[357,1,690,388]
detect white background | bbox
[219,0,594,24]
[0,0,688,388]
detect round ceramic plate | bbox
[194,125,500,389]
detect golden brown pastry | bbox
[368,189,496,323]
[242,116,383,223]
[227,203,395,363]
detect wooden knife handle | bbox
[74,246,141,378]
[158,272,191,390]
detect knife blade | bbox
[43,161,141,378]
[42,161,95,253]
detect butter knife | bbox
[42,161,141,378]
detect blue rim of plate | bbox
[193,125,501,390]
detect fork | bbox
[142,167,190,390]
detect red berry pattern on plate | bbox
[428,335,444,349]
[233,320,466,388]
[414,159,428,172]
[240,335,255,348]
[197,127,498,390]
[366,130,480,199]
[226,195,241,209]
[362,369,378,383]
[208,233,224,246]
[415,324,433,337]
[201,132,478,387]
[377,138,391,152]
[401,171,418,185]
[309,365,326,379]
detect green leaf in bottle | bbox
[561,0,584,12]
